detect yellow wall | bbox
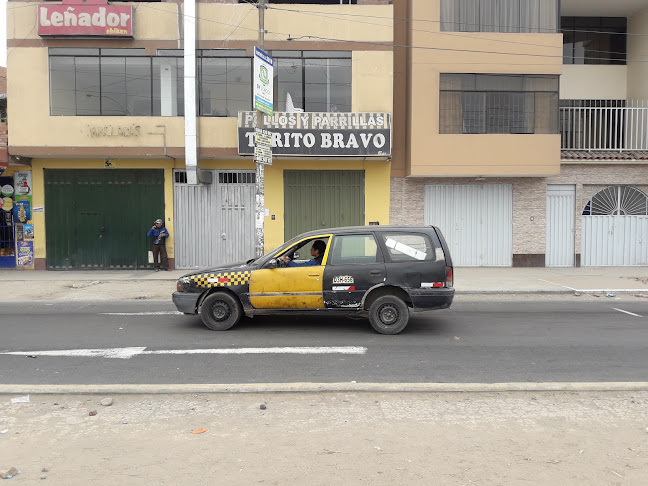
[628,8,648,99]
[26,158,388,258]
[7,4,393,151]
[407,0,563,177]
[263,160,391,252]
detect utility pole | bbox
[254,0,266,258]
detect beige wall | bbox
[406,0,563,177]
[7,3,393,152]
[561,65,628,100]
[627,8,648,99]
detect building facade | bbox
[391,0,648,267]
[6,0,393,270]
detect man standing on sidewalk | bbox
[147,219,169,271]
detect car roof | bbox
[298,225,437,238]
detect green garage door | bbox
[44,169,164,270]
[284,170,364,240]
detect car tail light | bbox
[445,267,453,288]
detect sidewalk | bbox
[1,266,647,295]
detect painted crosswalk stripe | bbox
[0,346,368,359]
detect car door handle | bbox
[369,270,382,275]
[308,273,319,277]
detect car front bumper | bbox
[172,291,202,314]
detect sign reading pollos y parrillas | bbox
[238,112,391,157]
[38,0,133,37]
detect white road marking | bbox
[100,311,183,316]
[1,347,147,359]
[612,308,643,318]
[0,346,367,360]
[141,347,368,355]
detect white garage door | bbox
[424,184,513,266]
[582,186,648,266]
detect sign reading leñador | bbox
[238,112,391,157]
[38,0,133,37]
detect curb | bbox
[3,382,648,395]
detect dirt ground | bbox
[1,391,647,485]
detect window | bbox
[380,234,435,262]
[199,50,251,117]
[562,17,627,65]
[49,48,184,116]
[329,235,379,265]
[270,51,352,112]
[440,0,558,33]
[439,74,559,134]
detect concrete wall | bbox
[627,7,648,99]
[401,0,563,178]
[560,66,628,100]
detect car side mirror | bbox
[267,259,278,269]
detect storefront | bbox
[0,168,35,269]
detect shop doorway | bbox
[283,170,365,241]
[44,169,164,270]
[0,176,15,267]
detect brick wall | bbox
[390,164,648,265]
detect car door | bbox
[248,235,331,309]
[323,233,385,308]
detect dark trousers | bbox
[152,244,168,270]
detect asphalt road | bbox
[1,298,647,385]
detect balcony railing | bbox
[560,100,648,151]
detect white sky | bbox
[1,0,6,67]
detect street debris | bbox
[454,336,460,340]
[40,475,47,480]
[606,292,616,298]
[100,398,113,407]
[88,410,97,416]
[0,467,20,479]
[573,292,581,297]
[41,469,49,473]
[190,428,207,434]
[10,396,29,404]
[70,280,101,289]
[0,430,8,434]
[260,403,267,410]
[135,296,148,300]
[634,294,648,299]
[26,355,37,359]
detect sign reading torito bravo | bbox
[38,0,133,37]
[238,112,391,157]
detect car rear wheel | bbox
[200,293,242,331]
[368,295,409,335]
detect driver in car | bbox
[280,240,326,267]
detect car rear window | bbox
[380,233,435,262]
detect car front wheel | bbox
[200,292,242,331]
[368,295,409,335]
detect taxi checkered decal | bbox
[189,271,251,289]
